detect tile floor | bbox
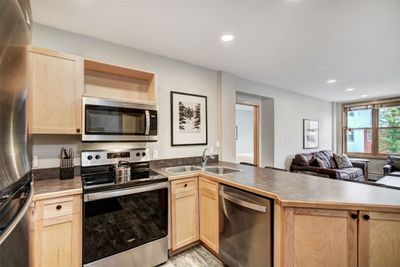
[160,246,223,267]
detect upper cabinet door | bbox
[284,208,358,267]
[30,48,83,134]
[359,211,400,267]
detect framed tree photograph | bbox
[170,91,208,146]
[303,119,319,149]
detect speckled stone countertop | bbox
[33,176,82,201]
[156,161,400,212]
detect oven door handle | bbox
[84,182,168,202]
[145,110,150,135]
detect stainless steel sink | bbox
[165,165,202,174]
[204,166,242,175]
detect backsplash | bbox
[33,155,219,180]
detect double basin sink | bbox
[165,165,242,175]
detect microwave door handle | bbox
[145,110,150,135]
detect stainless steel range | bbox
[81,149,168,267]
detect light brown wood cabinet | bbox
[281,208,400,267]
[30,48,83,134]
[171,177,199,250]
[30,195,82,267]
[358,211,400,267]
[199,177,219,254]
[283,208,357,267]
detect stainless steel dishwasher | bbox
[219,184,272,267]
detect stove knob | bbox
[136,152,141,157]
[87,155,93,160]
[95,155,101,160]
[142,152,146,157]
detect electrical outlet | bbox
[33,155,38,168]
[152,149,159,159]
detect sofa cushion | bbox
[312,150,337,169]
[388,155,400,171]
[336,168,364,180]
[334,153,353,169]
[293,153,314,166]
[311,156,328,168]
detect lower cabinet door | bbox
[199,177,219,254]
[358,211,400,267]
[284,208,357,267]
[171,177,199,250]
[34,213,81,267]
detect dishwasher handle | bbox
[220,190,267,213]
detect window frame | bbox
[343,98,400,159]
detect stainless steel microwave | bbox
[82,97,158,142]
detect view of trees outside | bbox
[379,106,400,153]
[347,106,400,154]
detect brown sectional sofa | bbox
[290,150,367,181]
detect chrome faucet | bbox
[201,148,215,169]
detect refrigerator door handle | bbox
[0,183,33,246]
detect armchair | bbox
[383,154,400,177]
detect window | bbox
[348,130,354,142]
[378,106,400,154]
[343,99,400,157]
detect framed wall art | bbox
[303,119,319,149]
[170,91,208,146]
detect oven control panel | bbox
[81,149,150,167]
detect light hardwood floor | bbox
[160,246,223,267]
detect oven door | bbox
[82,97,157,142]
[83,182,168,265]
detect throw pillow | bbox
[334,153,353,169]
[311,156,328,168]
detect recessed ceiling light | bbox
[221,34,234,42]
[346,88,355,92]
[326,79,336,84]
[361,94,368,98]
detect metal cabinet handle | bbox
[56,205,62,210]
[219,191,267,213]
[363,214,370,221]
[184,184,188,188]
[76,128,81,133]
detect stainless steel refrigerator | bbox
[0,0,33,266]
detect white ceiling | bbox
[31,0,400,102]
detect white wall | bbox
[218,72,237,162]
[237,78,334,169]
[32,24,219,168]
[32,24,335,170]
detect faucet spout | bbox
[201,148,214,169]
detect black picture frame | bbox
[170,91,208,146]
[303,119,319,149]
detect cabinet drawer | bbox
[43,199,73,219]
[34,195,80,221]
[172,178,197,194]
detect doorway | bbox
[235,103,259,166]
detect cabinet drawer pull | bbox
[363,214,370,221]
[184,184,188,188]
[350,213,358,220]
[76,128,81,133]
[56,205,62,210]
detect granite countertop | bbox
[33,176,82,201]
[156,161,400,212]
